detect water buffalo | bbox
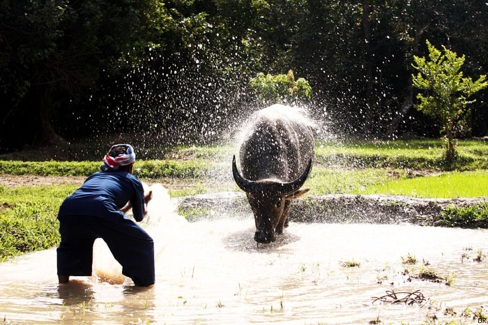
[232,104,315,243]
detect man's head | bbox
[101,144,136,172]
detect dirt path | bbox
[0,174,197,192]
[0,175,86,188]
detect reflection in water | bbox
[0,184,487,324]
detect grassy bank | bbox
[0,185,76,262]
[0,139,487,261]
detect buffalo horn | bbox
[232,155,312,195]
[232,155,257,192]
[273,158,312,195]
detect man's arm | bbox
[120,189,152,215]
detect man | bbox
[56,144,155,286]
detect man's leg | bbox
[98,219,155,286]
[58,275,70,284]
[57,218,97,283]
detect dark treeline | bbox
[1,0,487,153]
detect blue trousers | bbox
[57,215,155,286]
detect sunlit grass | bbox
[0,184,77,261]
[306,168,488,198]
[315,139,487,170]
[360,170,488,198]
[307,168,392,195]
[317,139,487,151]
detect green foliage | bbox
[248,70,312,105]
[0,0,69,100]
[412,40,488,161]
[436,203,488,228]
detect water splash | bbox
[92,183,187,285]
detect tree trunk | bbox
[445,118,456,162]
[38,91,67,146]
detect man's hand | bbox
[143,190,153,216]
[144,190,153,204]
[120,202,132,214]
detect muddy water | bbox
[1,185,487,324]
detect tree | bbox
[0,0,168,151]
[412,40,488,161]
[248,70,312,106]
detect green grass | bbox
[315,139,488,170]
[358,170,488,198]
[0,184,77,261]
[306,169,488,198]
[307,168,392,195]
[0,159,211,179]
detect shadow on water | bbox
[56,280,94,306]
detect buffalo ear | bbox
[285,188,310,200]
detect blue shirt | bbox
[58,170,146,222]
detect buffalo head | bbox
[232,155,312,243]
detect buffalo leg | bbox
[276,200,292,234]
